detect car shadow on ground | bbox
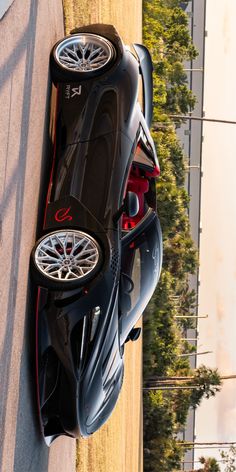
[13,70,52,471]
[13,277,49,472]
[0,0,66,468]
[35,76,54,241]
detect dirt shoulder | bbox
[62,1,143,471]
[77,327,143,472]
[63,0,142,43]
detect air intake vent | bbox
[110,247,119,280]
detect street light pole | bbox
[181,338,198,342]
[169,114,236,125]
[180,441,236,447]
[178,351,212,357]
[186,165,201,170]
[184,68,203,72]
[174,315,208,319]
[143,385,203,391]
[152,116,236,132]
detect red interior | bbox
[145,164,160,178]
[122,166,149,230]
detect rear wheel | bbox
[50,33,116,82]
[31,230,102,290]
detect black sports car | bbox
[30,24,162,445]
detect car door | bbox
[119,209,162,345]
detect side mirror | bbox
[125,327,142,343]
[124,192,139,218]
[113,192,139,223]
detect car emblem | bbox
[55,207,73,222]
[65,84,82,99]
[71,86,82,97]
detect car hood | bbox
[78,291,124,436]
[36,262,124,437]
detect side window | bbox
[133,128,154,168]
[133,140,154,170]
[133,127,160,178]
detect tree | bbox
[190,457,221,472]
[144,436,185,472]
[164,232,198,276]
[143,0,198,121]
[190,366,222,407]
[221,446,236,471]
[173,284,198,329]
[143,2,200,470]
[165,83,196,116]
[145,366,222,409]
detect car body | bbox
[31,23,162,445]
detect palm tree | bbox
[190,456,220,472]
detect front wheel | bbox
[31,229,102,290]
[50,33,116,83]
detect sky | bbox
[195,0,236,467]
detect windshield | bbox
[119,211,162,345]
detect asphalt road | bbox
[0,1,76,471]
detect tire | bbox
[50,33,117,83]
[31,229,102,290]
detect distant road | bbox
[0,1,76,471]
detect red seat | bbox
[122,168,149,230]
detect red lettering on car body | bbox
[55,207,73,222]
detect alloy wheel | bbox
[55,34,115,73]
[34,230,100,282]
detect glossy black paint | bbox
[133,43,154,128]
[31,24,162,444]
